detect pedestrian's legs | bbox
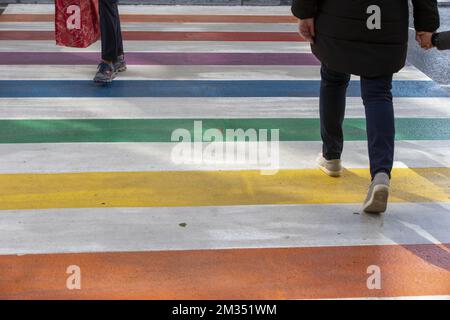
[99,0,122,62]
[116,2,124,58]
[319,64,351,160]
[360,75,395,180]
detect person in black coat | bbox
[418,30,450,50]
[291,0,440,213]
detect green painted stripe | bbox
[0,118,449,143]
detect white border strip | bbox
[3,4,292,15]
[321,295,450,300]
[0,65,431,81]
[0,40,311,53]
[0,22,297,32]
[0,97,447,119]
[0,202,449,255]
[0,140,448,174]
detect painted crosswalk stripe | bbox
[0,30,304,41]
[0,52,319,65]
[1,97,448,119]
[0,66,432,82]
[1,141,448,174]
[0,14,298,23]
[3,5,292,15]
[0,40,312,53]
[0,118,448,143]
[0,65,432,81]
[1,203,449,255]
[0,243,448,299]
[1,80,448,98]
[0,22,301,32]
[0,168,449,210]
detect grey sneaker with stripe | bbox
[316,154,343,177]
[114,55,127,73]
[363,172,390,214]
[94,62,116,83]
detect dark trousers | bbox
[99,0,124,62]
[319,64,395,179]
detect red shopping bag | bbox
[55,0,100,48]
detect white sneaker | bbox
[363,172,390,214]
[316,154,343,177]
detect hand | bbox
[416,31,433,50]
[298,18,315,44]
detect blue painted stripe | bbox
[0,80,448,98]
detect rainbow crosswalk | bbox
[0,4,449,300]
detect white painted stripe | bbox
[2,65,327,81]
[397,220,444,245]
[0,202,449,255]
[0,141,448,174]
[324,296,450,300]
[0,40,311,53]
[3,4,292,15]
[0,65,431,81]
[0,97,448,119]
[0,22,297,32]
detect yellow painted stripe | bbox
[0,168,449,210]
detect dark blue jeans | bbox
[319,64,395,179]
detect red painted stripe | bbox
[0,244,449,299]
[0,30,304,42]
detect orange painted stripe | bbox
[1,244,449,299]
[0,13,298,23]
[0,30,303,42]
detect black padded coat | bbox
[291,0,440,77]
